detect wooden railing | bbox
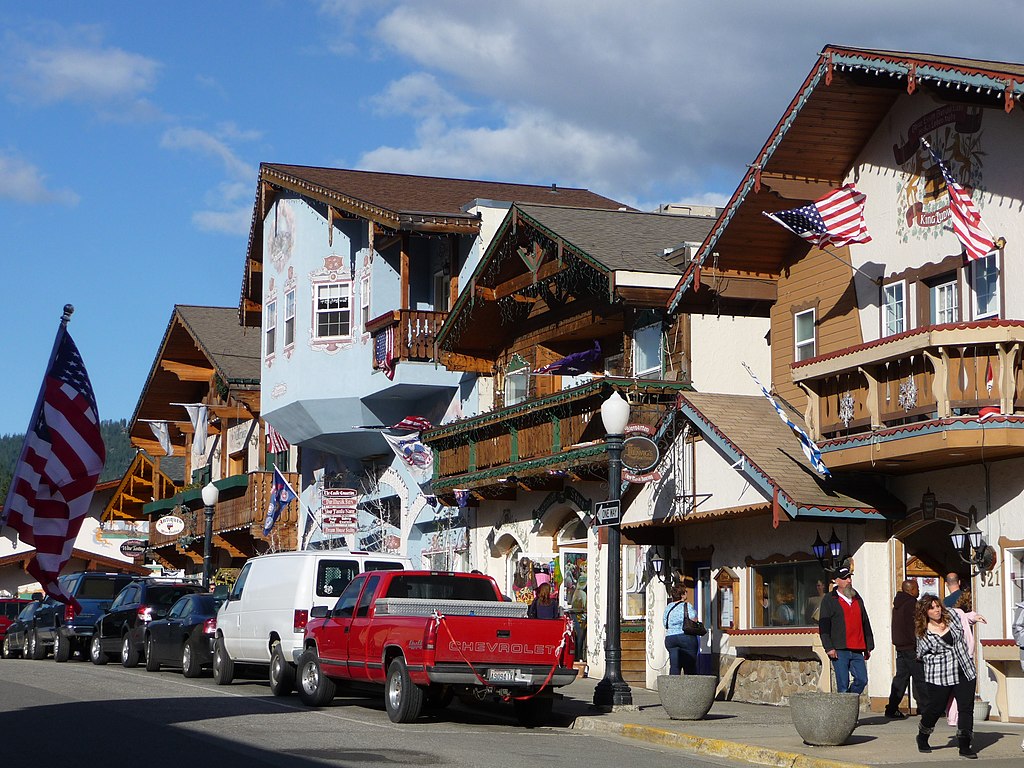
[367,309,448,368]
[792,320,1024,440]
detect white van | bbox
[213,550,409,694]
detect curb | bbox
[572,717,871,768]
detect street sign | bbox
[594,499,621,526]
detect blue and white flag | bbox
[263,467,298,535]
[742,362,830,477]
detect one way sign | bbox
[594,499,621,526]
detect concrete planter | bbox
[789,692,860,746]
[656,674,717,720]
[973,699,991,723]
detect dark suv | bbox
[90,579,204,667]
[34,572,135,662]
[2,598,44,658]
[1,597,30,642]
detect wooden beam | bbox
[448,234,459,311]
[439,351,495,374]
[400,233,410,310]
[701,270,778,302]
[475,286,496,301]
[161,360,214,382]
[175,546,204,564]
[492,260,566,301]
[213,535,248,559]
[130,438,186,457]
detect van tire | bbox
[296,648,336,707]
[213,637,234,685]
[385,657,424,723]
[269,642,295,696]
[90,635,108,665]
[53,631,71,662]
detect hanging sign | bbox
[321,488,359,536]
[155,515,185,536]
[622,435,659,473]
[119,539,147,559]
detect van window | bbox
[385,575,499,602]
[317,560,359,598]
[365,560,405,572]
[332,574,366,619]
[354,574,381,618]
[229,562,252,601]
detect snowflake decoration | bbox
[898,376,918,412]
[839,392,855,427]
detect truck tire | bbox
[28,630,46,660]
[513,696,553,727]
[385,657,425,723]
[269,642,295,696]
[296,648,336,707]
[145,637,160,672]
[213,637,234,685]
[182,638,202,678]
[90,635,108,665]
[121,634,140,668]
[53,631,71,663]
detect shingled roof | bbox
[174,305,261,384]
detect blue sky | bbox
[2,1,1021,436]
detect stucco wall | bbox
[690,314,771,395]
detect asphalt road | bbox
[0,654,742,768]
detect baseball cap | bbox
[835,566,853,580]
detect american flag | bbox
[921,138,994,261]
[390,416,432,432]
[1,323,105,611]
[376,325,396,380]
[763,184,872,249]
[266,422,289,454]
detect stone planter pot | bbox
[973,699,991,723]
[657,674,717,720]
[789,692,860,746]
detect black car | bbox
[1,599,47,659]
[143,593,222,677]
[33,572,136,662]
[90,579,204,668]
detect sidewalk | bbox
[553,678,1024,768]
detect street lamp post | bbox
[201,481,220,590]
[594,389,633,708]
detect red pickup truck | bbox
[296,570,576,725]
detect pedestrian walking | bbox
[885,579,927,718]
[663,582,698,675]
[915,594,977,758]
[817,565,873,694]
[527,582,560,619]
[946,591,985,728]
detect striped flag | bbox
[376,325,396,380]
[763,184,871,249]
[390,416,432,432]
[742,362,830,477]
[266,422,289,454]
[1,320,105,611]
[921,138,994,261]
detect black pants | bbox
[665,633,698,675]
[887,648,928,712]
[921,677,974,733]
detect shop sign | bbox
[155,515,185,536]
[322,487,358,536]
[119,539,147,559]
[622,435,659,473]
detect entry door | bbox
[695,564,713,675]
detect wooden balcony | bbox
[792,320,1024,472]
[367,309,448,369]
[424,378,691,497]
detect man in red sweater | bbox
[817,566,874,694]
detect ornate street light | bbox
[949,509,993,576]
[812,528,846,574]
[201,481,220,590]
[594,389,632,708]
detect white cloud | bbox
[14,43,159,106]
[161,126,255,181]
[369,72,470,119]
[0,151,79,206]
[193,207,252,236]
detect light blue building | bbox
[239,164,623,564]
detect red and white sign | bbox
[321,488,358,536]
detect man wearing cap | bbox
[818,565,874,694]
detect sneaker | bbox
[885,708,907,719]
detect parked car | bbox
[1,599,47,659]
[90,579,204,667]
[1,597,31,643]
[143,593,223,677]
[34,572,136,662]
[215,550,410,695]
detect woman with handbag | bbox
[663,582,700,675]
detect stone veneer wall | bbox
[721,656,823,705]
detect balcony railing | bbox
[792,320,1024,440]
[367,309,448,370]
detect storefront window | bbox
[750,560,830,628]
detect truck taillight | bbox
[425,620,439,651]
[63,604,76,622]
[137,606,153,623]
[293,609,308,633]
[202,617,217,635]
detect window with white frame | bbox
[314,282,352,339]
[794,308,816,361]
[633,313,662,378]
[504,355,530,406]
[930,276,958,325]
[883,281,906,336]
[360,276,371,332]
[971,253,1000,320]
[284,289,295,348]
[265,299,277,356]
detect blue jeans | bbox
[832,650,867,694]
[665,633,698,676]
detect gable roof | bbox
[677,391,902,520]
[241,164,627,326]
[668,44,1024,312]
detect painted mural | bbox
[267,199,295,273]
[895,104,986,245]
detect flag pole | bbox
[1,304,74,530]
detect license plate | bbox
[487,668,519,683]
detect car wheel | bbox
[53,631,71,663]
[296,648,336,707]
[28,630,46,660]
[2,635,16,659]
[90,635,108,665]
[145,637,160,672]
[385,657,425,723]
[513,696,553,727]
[182,638,202,678]
[269,642,295,696]
[212,637,234,685]
[121,634,140,668]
